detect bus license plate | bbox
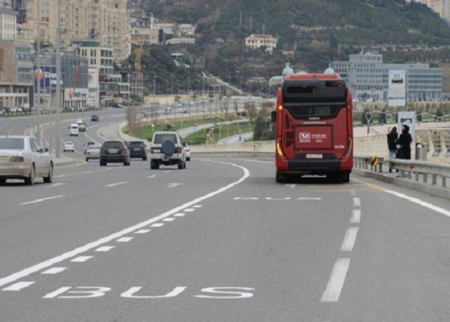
[306,154,323,159]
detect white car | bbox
[182,142,191,161]
[85,144,101,161]
[0,136,53,185]
[63,141,75,152]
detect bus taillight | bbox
[276,138,284,158]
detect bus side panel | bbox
[275,88,289,172]
[340,89,354,172]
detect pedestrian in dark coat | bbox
[396,124,412,160]
[387,126,398,172]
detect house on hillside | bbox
[245,34,277,54]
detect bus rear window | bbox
[285,104,344,118]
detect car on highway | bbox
[63,141,75,152]
[91,114,99,122]
[127,140,147,161]
[150,131,186,170]
[69,123,79,136]
[83,141,96,154]
[85,144,101,161]
[182,141,191,161]
[0,135,53,185]
[99,140,130,166]
[78,122,87,132]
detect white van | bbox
[69,123,79,136]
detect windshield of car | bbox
[0,138,24,150]
[153,134,177,144]
[87,145,101,150]
[102,141,124,148]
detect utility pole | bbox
[55,0,61,157]
[36,0,41,145]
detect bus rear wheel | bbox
[276,172,286,183]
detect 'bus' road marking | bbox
[353,197,361,207]
[321,258,351,302]
[106,182,128,188]
[21,195,65,205]
[0,161,249,288]
[340,227,359,252]
[41,267,66,275]
[2,281,35,291]
[350,209,361,224]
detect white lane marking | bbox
[107,168,113,171]
[353,197,361,207]
[71,256,93,263]
[0,161,250,288]
[238,159,274,164]
[21,195,65,205]
[285,184,296,188]
[46,183,67,188]
[41,267,67,275]
[174,213,186,217]
[340,227,359,252]
[150,223,164,227]
[53,175,65,178]
[135,229,151,234]
[193,205,203,208]
[166,170,172,173]
[106,182,128,188]
[386,190,450,217]
[298,197,322,201]
[321,258,351,302]
[234,197,259,200]
[350,209,361,224]
[95,246,115,252]
[266,197,291,201]
[117,237,134,242]
[168,183,183,188]
[350,190,357,196]
[163,218,175,222]
[2,281,35,291]
[147,175,156,178]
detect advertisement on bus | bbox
[388,70,406,107]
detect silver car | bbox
[85,144,101,161]
[0,136,53,185]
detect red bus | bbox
[271,73,353,183]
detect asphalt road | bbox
[1,155,450,321]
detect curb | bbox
[352,168,450,200]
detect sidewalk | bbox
[218,132,253,144]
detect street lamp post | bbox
[35,0,42,145]
[54,0,62,157]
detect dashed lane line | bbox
[71,256,93,263]
[350,209,361,224]
[41,267,67,275]
[21,195,65,206]
[117,237,134,243]
[95,246,115,252]
[2,281,35,291]
[321,258,351,303]
[340,227,359,252]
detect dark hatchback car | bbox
[91,115,99,122]
[100,140,130,166]
[127,140,147,161]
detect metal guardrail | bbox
[389,159,450,188]
[353,155,384,173]
[191,151,275,159]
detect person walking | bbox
[387,126,398,173]
[395,124,413,177]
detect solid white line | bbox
[386,190,450,217]
[340,227,359,252]
[2,281,35,291]
[150,223,164,227]
[117,237,134,242]
[184,208,195,212]
[41,267,66,275]
[321,258,351,302]
[46,183,67,188]
[21,195,65,205]
[71,256,93,263]
[106,182,128,188]
[135,229,151,234]
[353,197,361,207]
[163,218,175,222]
[350,209,361,224]
[0,161,250,288]
[95,246,115,252]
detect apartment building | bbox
[26,0,130,61]
[0,1,17,41]
[0,39,33,109]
